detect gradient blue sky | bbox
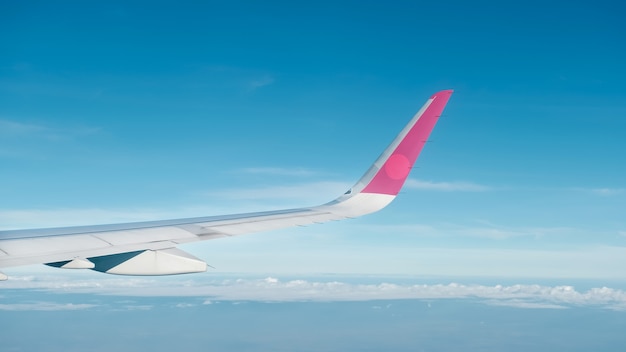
[1,0,625,278]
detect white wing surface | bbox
[0,90,453,278]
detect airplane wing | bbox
[0,90,453,279]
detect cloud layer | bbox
[4,275,626,311]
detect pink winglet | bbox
[361,90,453,195]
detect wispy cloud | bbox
[0,183,360,228]
[484,299,568,309]
[199,65,275,92]
[405,179,491,192]
[121,305,153,311]
[0,118,100,141]
[205,181,351,202]
[4,275,626,311]
[588,188,625,196]
[571,187,625,196]
[403,183,625,195]
[247,74,275,90]
[0,205,263,230]
[240,167,317,177]
[0,301,97,311]
[0,208,174,230]
[0,119,48,134]
[358,222,574,240]
[10,62,32,71]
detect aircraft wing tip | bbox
[431,89,454,99]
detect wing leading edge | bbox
[0,90,453,278]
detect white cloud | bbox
[0,302,97,311]
[405,179,491,192]
[175,303,196,308]
[4,275,626,311]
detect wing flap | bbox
[92,226,197,246]
[203,211,341,236]
[0,235,111,257]
[89,248,207,275]
[1,239,179,268]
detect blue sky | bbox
[1,0,626,279]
